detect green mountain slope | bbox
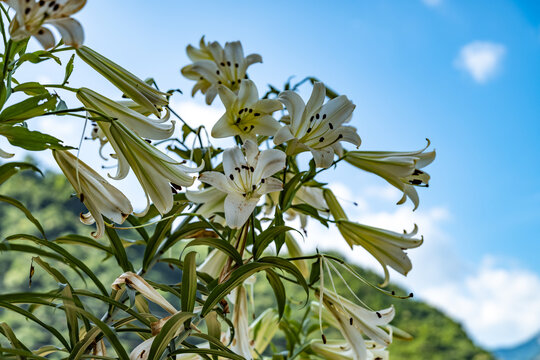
[0,164,494,359]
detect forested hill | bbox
[0,162,494,359]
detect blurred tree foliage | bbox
[0,162,494,359]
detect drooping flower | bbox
[250,309,279,355]
[3,0,86,49]
[274,82,361,168]
[77,88,174,140]
[76,47,169,117]
[100,121,202,214]
[212,79,282,141]
[198,140,285,228]
[52,149,132,239]
[345,140,435,210]
[230,286,252,359]
[181,37,262,104]
[323,188,423,286]
[315,289,395,360]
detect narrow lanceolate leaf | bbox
[0,161,42,185]
[265,269,286,319]
[184,238,242,265]
[68,326,101,360]
[0,195,46,238]
[258,256,309,305]
[104,227,133,272]
[147,312,194,360]
[0,125,74,151]
[0,93,57,124]
[0,301,70,350]
[12,82,49,96]
[181,251,198,314]
[253,226,299,259]
[63,54,75,86]
[53,234,112,254]
[0,347,49,360]
[201,262,274,317]
[63,305,130,360]
[0,322,31,358]
[169,348,246,360]
[5,234,109,296]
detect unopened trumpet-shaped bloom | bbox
[198,140,285,228]
[250,309,279,355]
[231,286,252,360]
[100,121,202,214]
[3,0,86,49]
[77,87,174,140]
[274,82,361,168]
[181,37,262,104]
[76,46,169,117]
[345,140,435,210]
[212,79,282,141]
[316,290,394,360]
[52,149,132,239]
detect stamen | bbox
[227,61,231,66]
[254,113,260,116]
[350,317,353,325]
[376,312,382,318]
[249,166,254,172]
[321,334,327,344]
[229,174,234,180]
[316,113,320,119]
[329,123,333,129]
[323,114,327,119]
[319,137,324,142]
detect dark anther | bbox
[252,185,256,190]
[307,128,312,133]
[216,70,220,75]
[338,134,343,139]
[171,186,178,194]
[239,109,244,114]
[409,292,414,298]
[144,139,152,144]
[238,79,242,83]
[171,183,182,191]
[254,113,260,116]
[413,169,424,176]
[376,312,382,318]
[409,179,423,185]
[38,29,44,35]
[349,317,353,325]
[235,63,239,68]
[200,76,204,80]
[236,117,241,124]
[80,193,85,202]
[39,0,45,5]
[322,334,327,344]
[261,178,265,183]
[316,113,320,119]
[243,126,248,131]
[53,3,59,11]
[391,290,395,295]
[319,137,324,142]
[310,115,314,122]
[248,109,253,113]
[220,62,225,66]
[249,166,254,172]
[25,7,31,14]
[250,125,254,130]
[218,81,222,84]
[323,114,327,119]
[241,165,249,170]
[232,81,235,85]
[329,123,334,129]
[242,193,247,197]
[235,167,241,172]
[229,174,234,180]
[245,74,248,79]
[227,61,231,66]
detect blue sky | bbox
[2,0,540,349]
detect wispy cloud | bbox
[455,41,506,83]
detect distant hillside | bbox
[0,163,495,359]
[495,333,540,360]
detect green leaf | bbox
[258,256,309,306]
[63,54,75,86]
[254,226,299,260]
[0,93,57,124]
[0,322,31,359]
[0,125,73,151]
[0,347,49,360]
[170,348,246,360]
[0,161,42,185]
[68,326,101,360]
[104,227,133,272]
[12,82,48,96]
[181,251,198,314]
[148,311,194,360]
[63,305,130,360]
[184,237,242,266]
[290,203,329,227]
[53,234,112,254]
[265,269,286,319]
[0,195,46,238]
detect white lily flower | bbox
[212,79,282,141]
[337,221,423,286]
[77,88,174,140]
[310,339,357,360]
[186,184,227,223]
[345,140,435,210]
[3,0,86,49]
[197,248,228,279]
[274,82,361,168]
[0,147,14,158]
[231,286,253,360]
[323,188,423,286]
[198,139,285,228]
[76,46,169,117]
[181,37,262,105]
[250,308,279,355]
[316,290,394,360]
[52,149,132,239]
[112,272,177,314]
[100,121,202,214]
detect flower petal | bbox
[33,27,55,50]
[253,149,286,180]
[278,90,305,132]
[304,82,326,121]
[273,125,295,145]
[224,193,259,228]
[199,171,233,193]
[217,84,237,109]
[223,146,247,178]
[48,17,84,47]
[237,79,259,105]
[310,147,335,168]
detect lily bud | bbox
[250,309,279,355]
[76,46,169,117]
[0,147,14,158]
[323,188,348,221]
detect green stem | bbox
[42,84,78,92]
[2,39,11,81]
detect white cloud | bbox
[421,0,442,7]
[298,182,540,348]
[455,41,506,83]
